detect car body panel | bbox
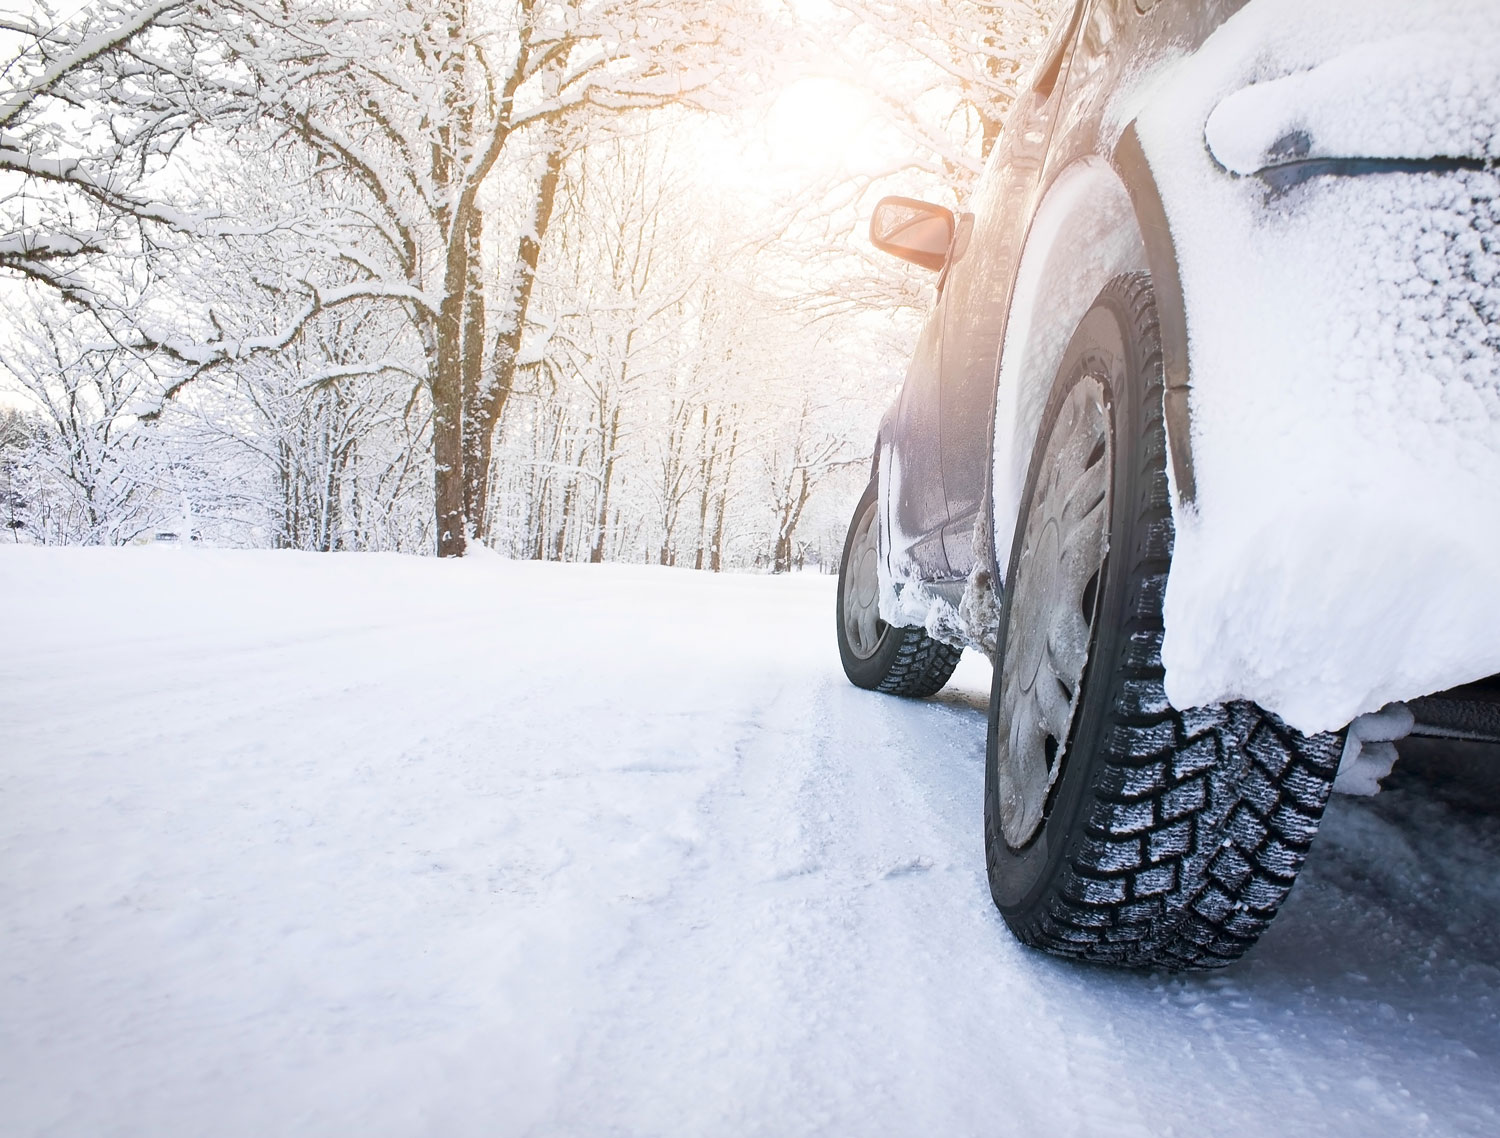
[936,33,1074,578]
[873,0,1500,736]
[884,0,1228,588]
[886,314,952,579]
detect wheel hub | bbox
[996,375,1113,848]
[842,500,887,660]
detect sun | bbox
[674,74,893,200]
[762,76,885,177]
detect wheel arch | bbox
[986,132,1193,581]
[1114,122,1195,510]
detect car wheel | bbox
[984,273,1345,970]
[837,479,963,698]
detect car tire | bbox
[837,479,963,698]
[983,273,1345,970]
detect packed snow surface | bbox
[4,548,1500,1137]
[1134,0,1500,732]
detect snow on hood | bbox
[1135,0,1500,734]
[1205,33,1500,175]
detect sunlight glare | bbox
[763,76,883,177]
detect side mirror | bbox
[869,196,955,272]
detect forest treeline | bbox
[0,0,1052,570]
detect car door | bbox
[936,0,1087,576]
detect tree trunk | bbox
[693,406,717,571]
[277,437,294,549]
[430,0,470,558]
[709,424,738,573]
[465,140,565,544]
[553,476,574,561]
[773,469,810,573]
[320,412,337,552]
[589,403,621,564]
[459,205,488,538]
[432,299,467,556]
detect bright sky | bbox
[681,69,929,233]
[763,76,888,176]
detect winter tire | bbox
[983,273,1345,970]
[837,479,963,698]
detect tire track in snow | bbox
[846,674,1156,1138]
[547,648,1160,1138]
[536,676,825,1137]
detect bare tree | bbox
[0,408,36,540]
[763,396,864,573]
[824,0,1054,181]
[0,302,157,544]
[1,0,765,555]
[0,0,1051,567]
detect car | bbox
[835,0,1500,970]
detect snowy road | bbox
[3,548,1499,1137]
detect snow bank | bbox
[1134,0,1500,732]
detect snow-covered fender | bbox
[1124,0,1500,734]
[982,145,1194,581]
[1114,124,1195,508]
[985,154,1150,581]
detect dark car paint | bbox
[881,0,1248,586]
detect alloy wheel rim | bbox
[996,375,1113,848]
[843,500,887,660]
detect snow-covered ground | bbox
[3,547,1499,1138]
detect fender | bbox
[984,156,1148,581]
[1113,122,1196,508]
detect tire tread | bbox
[836,480,963,699]
[873,630,964,697]
[987,273,1343,971]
